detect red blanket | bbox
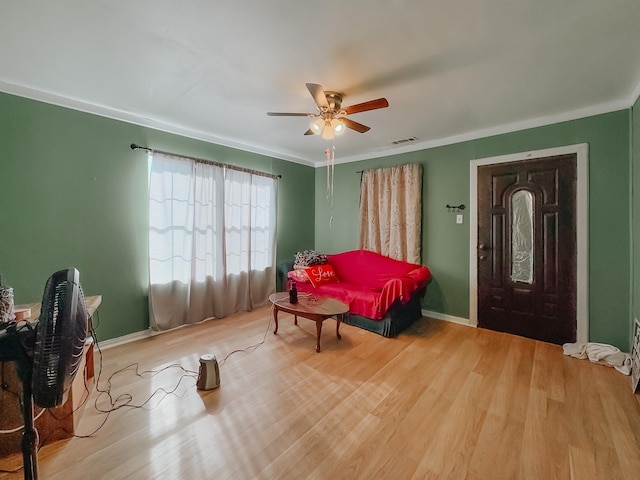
[294,250,431,320]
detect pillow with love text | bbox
[304,264,339,288]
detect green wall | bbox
[633,95,640,345]
[0,92,315,341]
[315,110,632,350]
[2,89,635,350]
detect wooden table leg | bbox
[315,319,323,353]
[294,315,298,326]
[336,314,342,340]
[273,306,279,334]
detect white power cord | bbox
[0,407,47,434]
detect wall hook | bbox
[446,204,466,213]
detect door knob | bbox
[478,244,489,250]
[479,255,487,261]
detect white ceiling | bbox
[2,0,640,167]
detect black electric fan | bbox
[0,268,88,480]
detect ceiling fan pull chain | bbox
[330,144,335,229]
[325,146,335,229]
[325,148,331,203]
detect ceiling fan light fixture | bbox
[321,122,335,140]
[310,117,324,135]
[333,119,346,136]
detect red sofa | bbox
[288,250,432,337]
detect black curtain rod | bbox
[356,163,421,175]
[130,143,152,152]
[130,143,282,179]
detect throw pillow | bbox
[293,250,328,268]
[287,269,310,283]
[304,264,339,288]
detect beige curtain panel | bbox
[148,152,278,331]
[359,163,422,264]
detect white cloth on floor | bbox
[562,342,631,375]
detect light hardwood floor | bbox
[1,305,640,479]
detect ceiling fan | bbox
[267,83,389,139]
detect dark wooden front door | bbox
[477,154,577,345]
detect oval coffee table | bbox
[269,292,349,352]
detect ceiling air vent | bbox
[391,136,419,145]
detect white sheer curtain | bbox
[359,163,422,264]
[148,152,277,331]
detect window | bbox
[148,151,278,330]
[511,189,533,284]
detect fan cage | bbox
[32,268,88,408]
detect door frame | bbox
[469,143,589,343]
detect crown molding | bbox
[324,98,630,168]
[630,77,640,108]
[1,79,635,170]
[0,80,316,168]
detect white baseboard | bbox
[422,309,473,327]
[96,311,470,349]
[97,329,153,350]
[95,318,218,350]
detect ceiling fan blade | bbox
[267,112,312,116]
[343,98,389,115]
[304,129,314,136]
[342,117,371,133]
[306,83,329,109]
